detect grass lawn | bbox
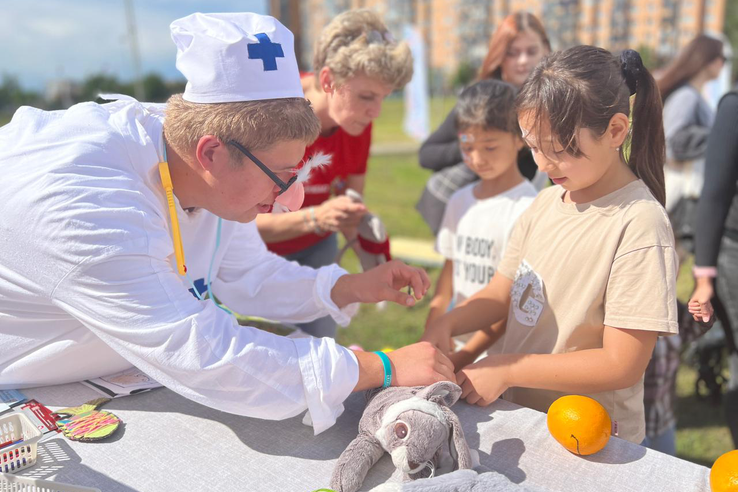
[371,96,456,146]
[676,364,735,467]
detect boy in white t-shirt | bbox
[425,80,538,370]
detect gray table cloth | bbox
[13,383,709,492]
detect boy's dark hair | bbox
[516,45,666,206]
[455,79,521,136]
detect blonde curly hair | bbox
[164,95,320,164]
[313,9,413,90]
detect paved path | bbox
[390,236,444,268]
[370,141,419,156]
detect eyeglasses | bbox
[228,140,297,195]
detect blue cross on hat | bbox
[248,33,284,71]
[171,12,304,103]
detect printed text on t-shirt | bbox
[455,235,497,285]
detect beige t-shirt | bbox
[496,179,679,443]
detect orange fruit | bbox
[547,395,611,456]
[711,450,738,492]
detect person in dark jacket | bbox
[692,89,738,448]
[641,34,725,455]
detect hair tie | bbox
[620,49,643,96]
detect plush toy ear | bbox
[441,406,473,471]
[330,432,385,492]
[415,381,462,407]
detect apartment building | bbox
[271,0,727,75]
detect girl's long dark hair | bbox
[656,35,723,101]
[516,45,666,206]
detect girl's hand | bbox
[457,355,511,406]
[420,318,454,356]
[689,277,715,327]
[448,349,477,372]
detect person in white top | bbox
[426,80,537,370]
[0,13,455,435]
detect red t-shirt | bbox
[266,120,372,256]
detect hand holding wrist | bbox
[476,353,517,389]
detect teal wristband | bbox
[373,351,392,388]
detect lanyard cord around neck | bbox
[158,136,232,315]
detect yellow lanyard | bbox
[158,160,187,276]
[156,141,231,315]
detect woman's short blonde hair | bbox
[313,9,413,90]
[163,95,320,164]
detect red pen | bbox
[0,438,23,450]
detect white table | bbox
[13,383,710,492]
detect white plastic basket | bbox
[0,473,100,492]
[0,414,42,474]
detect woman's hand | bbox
[456,355,511,406]
[689,277,715,327]
[331,260,430,308]
[314,196,366,233]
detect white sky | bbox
[0,0,268,90]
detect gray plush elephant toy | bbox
[330,381,474,492]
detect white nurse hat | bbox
[170,12,304,103]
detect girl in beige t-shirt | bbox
[421,45,714,444]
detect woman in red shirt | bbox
[256,9,413,338]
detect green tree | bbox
[0,75,41,111]
[78,74,134,103]
[636,45,658,71]
[449,61,476,90]
[142,73,169,102]
[165,79,187,96]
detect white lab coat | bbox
[0,99,359,434]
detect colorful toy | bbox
[54,398,120,442]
